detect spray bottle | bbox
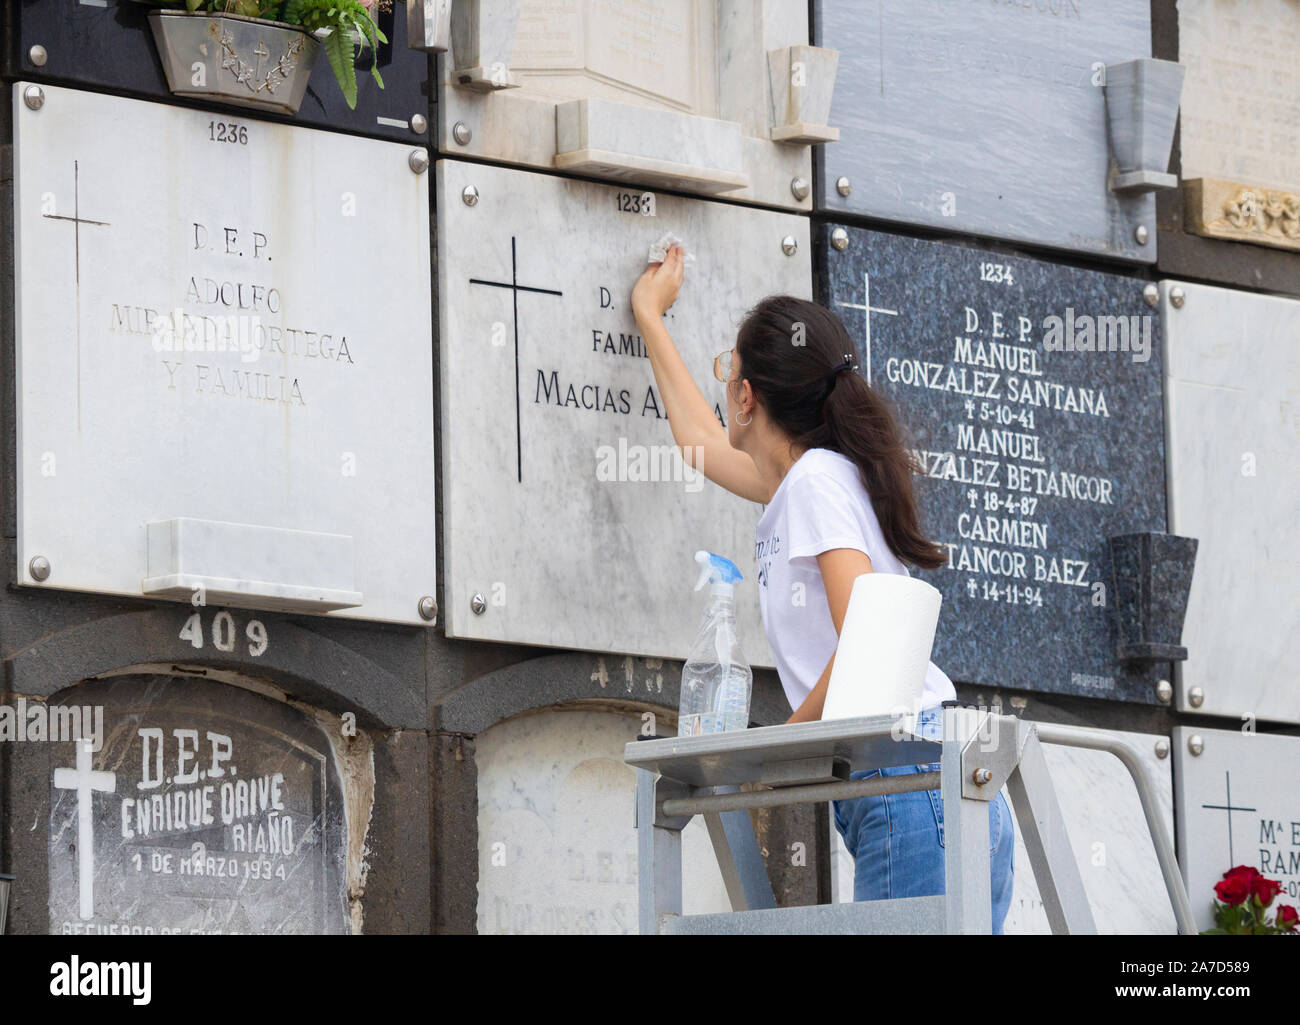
[678,551,753,737]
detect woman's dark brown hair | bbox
[733,294,948,571]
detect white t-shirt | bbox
[754,447,957,716]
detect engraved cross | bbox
[53,739,117,921]
[469,237,564,483]
[1201,771,1256,867]
[835,271,898,387]
[254,40,270,82]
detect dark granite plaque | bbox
[8,0,430,144]
[821,225,1168,702]
[48,676,348,934]
[814,0,1155,261]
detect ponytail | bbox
[734,295,948,571]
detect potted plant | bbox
[140,1,387,115]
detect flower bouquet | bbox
[1201,865,1298,935]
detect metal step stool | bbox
[625,705,1195,934]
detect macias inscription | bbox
[106,222,358,408]
[531,287,726,426]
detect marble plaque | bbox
[13,84,436,625]
[823,226,1168,700]
[815,0,1157,261]
[833,724,1176,933]
[437,0,820,209]
[1173,727,1300,932]
[1161,281,1300,724]
[475,707,731,933]
[1177,0,1300,194]
[47,676,348,935]
[438,158,808,665]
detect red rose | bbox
[1252,876,1284,907]
[1215,876,1251,906]
[1214,866,1259,907]
[1275,905,1298,932]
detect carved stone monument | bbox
[12,84,436,625]
[822,225,1168,701]
[47,676,350,935]
[437,157,811,664]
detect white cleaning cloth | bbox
[647,232,696,266]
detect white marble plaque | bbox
[831,724,1177,934]
[13,84,436,625]
[437,158,806,665]
[1177,0,1300,193]
[1173,727,1300,931]
[1161,281,1300,724]
[475,707,731,933]
[438,0,818,208]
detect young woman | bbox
[631,245,1014,933]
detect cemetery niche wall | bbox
[815,0,1182,262]
[1161,280,1300,725]
[12,83,437,626]
[437,157,811,665]
[821,226,1169,702]
[43,675,353,935]
[435,0,837,210]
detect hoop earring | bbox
[734,409,752,427]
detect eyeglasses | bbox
[712,349,734,382]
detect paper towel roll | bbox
[821,573,943,721]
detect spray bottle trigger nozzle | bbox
[693,550,713,592]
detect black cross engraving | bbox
[43,160,110,428]
[42,160,111,285]
[469,237,563,483]
[1201,771,1255,866]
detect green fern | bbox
[281,0,387,108]
[322,23,358,108]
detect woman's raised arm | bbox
[631,247,769,505]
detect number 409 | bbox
[179,611,269,656]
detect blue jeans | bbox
[832,707,1014,933]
